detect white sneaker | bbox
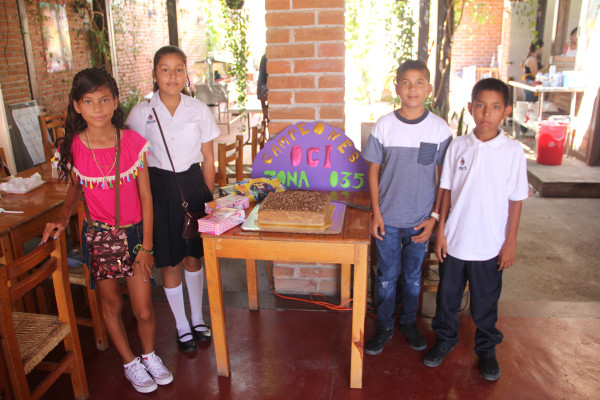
[141,352,174,385]
[124,357,157,393]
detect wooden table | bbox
[0,163,70,263]
[201,191,371,389]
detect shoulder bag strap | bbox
[83,128,122,229]
[151,107,189,210]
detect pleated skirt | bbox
[149,164,213,268]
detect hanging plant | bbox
[222,1,249,129]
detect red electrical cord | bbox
[266,261,376,317]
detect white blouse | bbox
[126,91,220,172]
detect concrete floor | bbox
[527,156,600,197]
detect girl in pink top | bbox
[42,68,172,394]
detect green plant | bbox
[74,0,112,70]
[121,88,144,119]
[510,0,539,39]
[221,0,249,130]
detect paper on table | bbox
[0,172,45,193]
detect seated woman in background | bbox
[565,28,578,56]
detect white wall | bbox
[568,0,583,39]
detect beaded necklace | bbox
[84,126,118,190]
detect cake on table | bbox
[257,190,333,227]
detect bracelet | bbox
[430,211,440,221]
[133,243,154,255]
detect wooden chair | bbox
[216,134,244,187]
[0,238,89,400]
[38,112,67,163]
[251,124,266,162]
[71,200,108,351]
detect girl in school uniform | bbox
[126,46,219,352]
[42,68,173,394]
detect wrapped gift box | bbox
[205,194,249,214]
[198,208,246,236]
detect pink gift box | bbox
[205,194,249,214]
[198,208,246,236]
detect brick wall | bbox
[0,0,90,114]
[113,0,169,99]
[273,261,340,296]
[0,2,31,107]
[266,0,345,296]
[450,0,504,77]
[265,0,345,138]
[114,0,207,100]
[0,0,208,117]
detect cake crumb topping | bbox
[260,191,330,212]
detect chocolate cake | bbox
[257,190,333,227]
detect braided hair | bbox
[58,68,125,183]
[152,45,192,96]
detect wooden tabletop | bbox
[0,163,71,260]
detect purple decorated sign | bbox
[252,121,369,192]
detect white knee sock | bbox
[184,268,207,331]
[163,284,191,338]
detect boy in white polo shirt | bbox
[424,78,528,381]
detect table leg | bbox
[246,259,259,310]
[350,244,368,389]
[340,263,351,305]
[203,237,231,376]
[567,92,578,156]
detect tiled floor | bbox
[40,291,600,400]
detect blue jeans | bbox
[374,226,428,329]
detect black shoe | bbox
[365,328,393,355]
[176,332,196,352]
[423,342,453,367]
[479,355,501,381]
[399,322,427,351]
[193,324,212,342]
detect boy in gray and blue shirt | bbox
[362,60,451,355]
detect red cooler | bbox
[536,121,567,165]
